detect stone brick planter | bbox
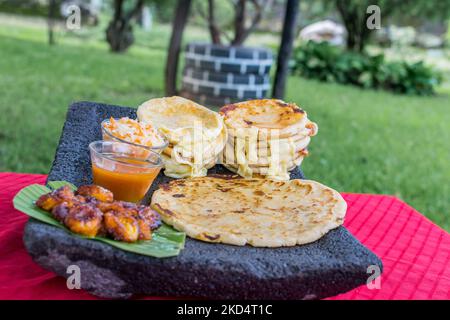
[181,42,274,108]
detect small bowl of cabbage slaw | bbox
[101,117,168,154]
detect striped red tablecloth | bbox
[0,172,448,300]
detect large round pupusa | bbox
[151,175,346,247]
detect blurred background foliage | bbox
[291,41,442,95]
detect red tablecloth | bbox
[0,172,448,300]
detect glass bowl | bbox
[101,118,168,154]
[89,140,162,203]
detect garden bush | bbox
[291,41,441,95]
[0,0,49,18]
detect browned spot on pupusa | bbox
[305,122,317,135]
[303,184,313,195]
[276,101,290,108]
[209,174,240,180]
[171,180,186,187]
[160,183,171,191]
[276,100,304,113]
[254,190,265,196]
[153,203,176,217]
[202,233,220,241]
[219,104,237,115]
[172,194,185,198]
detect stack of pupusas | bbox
[219,99,318,180]
[137,96,227,178]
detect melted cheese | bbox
[164,120,225,178]
[232,127,259,178]
[264,132,295,181]
[227,126,297,180]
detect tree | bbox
[195,0,270,46]
[106,0,144,52]
[332,0,450,52]
[48,0,58,45]
[165,0,192,95]
[106,0,177,52]
[335,0,370,52]
[333,0,407,52]
[273,0,300,98]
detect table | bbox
[0,172,448,300]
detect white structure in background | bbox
[376,25,444,49]
[299,20,346,46]
[141,6,153,31]
[415,33,443,49]
[90,0,103,14]
[389,26,416,47]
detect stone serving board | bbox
[23,101,382,299]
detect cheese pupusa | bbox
[151,176,346,247]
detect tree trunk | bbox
[272,0,300,99]
[106,0,143,53]
[232,0,246,45]
[165,0,192,96]
[336,0,371,53]
[48,0,57,45]
[207,0,221,44]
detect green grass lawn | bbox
[0,17,449,231]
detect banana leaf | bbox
[13,181,185,258]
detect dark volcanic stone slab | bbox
[23,101,382,299]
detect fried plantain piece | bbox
[138,206,161,231]
[64,204,103,237]
[36,186,76,211]
[136,218,152,240]
[131,206,160,241]
[54,185,76,200]
[98,202,158,241]
[36,193,61,211]
[52,202,71,223]
[95,200,137,214]
[104,211,139,242]
[76,185,113,203]
[74,195,87,204]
